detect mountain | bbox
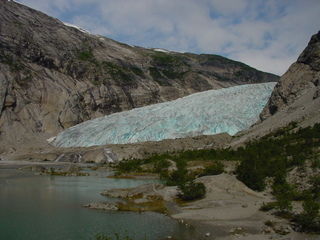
[0,0,278,153]
[260,31,320,120]
[51,82,276,147]
[232,31,320,146]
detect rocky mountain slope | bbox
[0,0,278,153]
[260,31,320,120]
[232,31,320,146]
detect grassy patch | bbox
[78,49,95,61]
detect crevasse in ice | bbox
[52,82,276,147]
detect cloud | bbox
[15,0,320,75]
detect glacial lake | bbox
[0,169,193,240]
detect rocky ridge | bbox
[231,31,320,146]
[0,0,278,154]
[261,31,320,120]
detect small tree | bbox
[276,194,293,213]
[295,199,320,232]
[272,181,293,213]
[201,161,224,176]
[178,181,206,201]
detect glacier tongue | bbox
[52,82,276,147]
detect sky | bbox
[15,0,320,75]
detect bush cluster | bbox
[178,181,206,201]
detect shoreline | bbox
[1,161,319,240]
[93,173,320,240]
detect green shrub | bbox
[153,158,170,173]
[295,199,320,232]
[260,202,278,212]
[165,167,189,186]
[178,181,206,201]
[115,159,143,174]
[236,155,266,191]
[200,161,224,176]
[275,195,293,213]
[309,176,320,199]
[78,49,94,61]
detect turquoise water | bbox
[0,170,192,240]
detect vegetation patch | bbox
[0,52,24,71]
[149,52,188,82]
[75,47,143,85]
[115,123,319,192]
[117,199,167,214]
[148,67,172,85]
[178,181,206,201]
[113,122,320,230]
[151,52,182,67]
[200,161,224,176]
[129,66,145,78]
[201,54,254,71]
[78,49,95,61]
[236,122,320,191]
[102,62,133,83]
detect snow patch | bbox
[63,22,90,34]
[52,82,276,147]
[153,48,171,53]
[47,136,56,144]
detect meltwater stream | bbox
[0,169,192,240]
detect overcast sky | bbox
[16,0,320,75]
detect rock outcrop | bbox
[260,31,320,120]
[232,31,320,147]
[0,0,278,153]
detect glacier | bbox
[52,82,276,147]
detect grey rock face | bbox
[260,31,320,120]
[0,1,278,153]
[297,31,320,71]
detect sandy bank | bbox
[95,173,319,240]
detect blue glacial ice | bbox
[52,82,276,147]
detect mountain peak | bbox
[297,31,320,71]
